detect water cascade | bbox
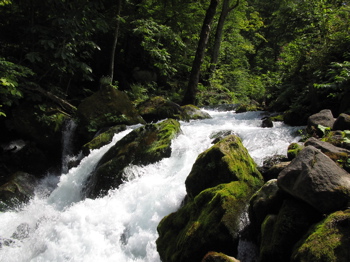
[0,110,302,262]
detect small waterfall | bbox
[61,119,78,174]
[0,110,303,262]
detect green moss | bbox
[157,181,256,262]
[287,143,304,160]
[185,135,263,198]
[82,125,127,155]
[270,115,284,122]
[292,210,350,262]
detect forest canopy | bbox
[1,0,349,121]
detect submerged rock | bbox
[185,135,263,199]
[157,181,256,262]
[85,119,181,198]
[292,209,350,262]
[278,146,350,213]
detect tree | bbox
[182,0,220,105]
[209,0,240,75]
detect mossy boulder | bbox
[82,125,127,156]
[185,135,263,199]
[156,181,257,262]
[202,251,240,262]
[235,103,259,113]
[85,119,181,198]
[76,85,145,140]
[0,172,38,211]
[291,209,350,262]
[181,104,211,120]
[287,143,304,160]
[137,96,186,122]
[259,198,321,262]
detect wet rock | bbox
[210,130,236,144]
[85,119,181,198]
[261,117,273,128]
[157,181,257,262]
[185,135,263,199]
[292,209,350,262]
[0,172,38,211]
[181,104,211,120]
[82,125,127,156]
[278,146,350,213]
[333,113,350,131]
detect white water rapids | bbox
[0,110,302,262]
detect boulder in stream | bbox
[185,135,263,199]
[333,113,350,131]
[307,109,335,136]
[85,118,181,198]
[157,181,256,262]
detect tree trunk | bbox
[209,0,239,74]
[109,0,122,82]
[182,0,220,105]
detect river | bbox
[0,109,302,262]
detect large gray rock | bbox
[305,137,350,168]
[333,113,350,131]
[277,146,350,213]
[307,109,335,135]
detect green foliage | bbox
[0,58,35,116]
[132,19,185,76]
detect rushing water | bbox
[0,110,302,262]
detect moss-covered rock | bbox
[77,85,145,140]
[235,103,259,113]
[156,181,256,262]
[201,251,240,262]
[0,172,38,211]
[85,119,181,198]
[185,135,263,199]
[249,179,285,231]
[181,104,211,120]
[287,143,304,160]
[259,198,321,262]
[82,125,127,156]
[291,209,350,262]
[137,96,186,122]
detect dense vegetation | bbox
[1,0,349,123]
